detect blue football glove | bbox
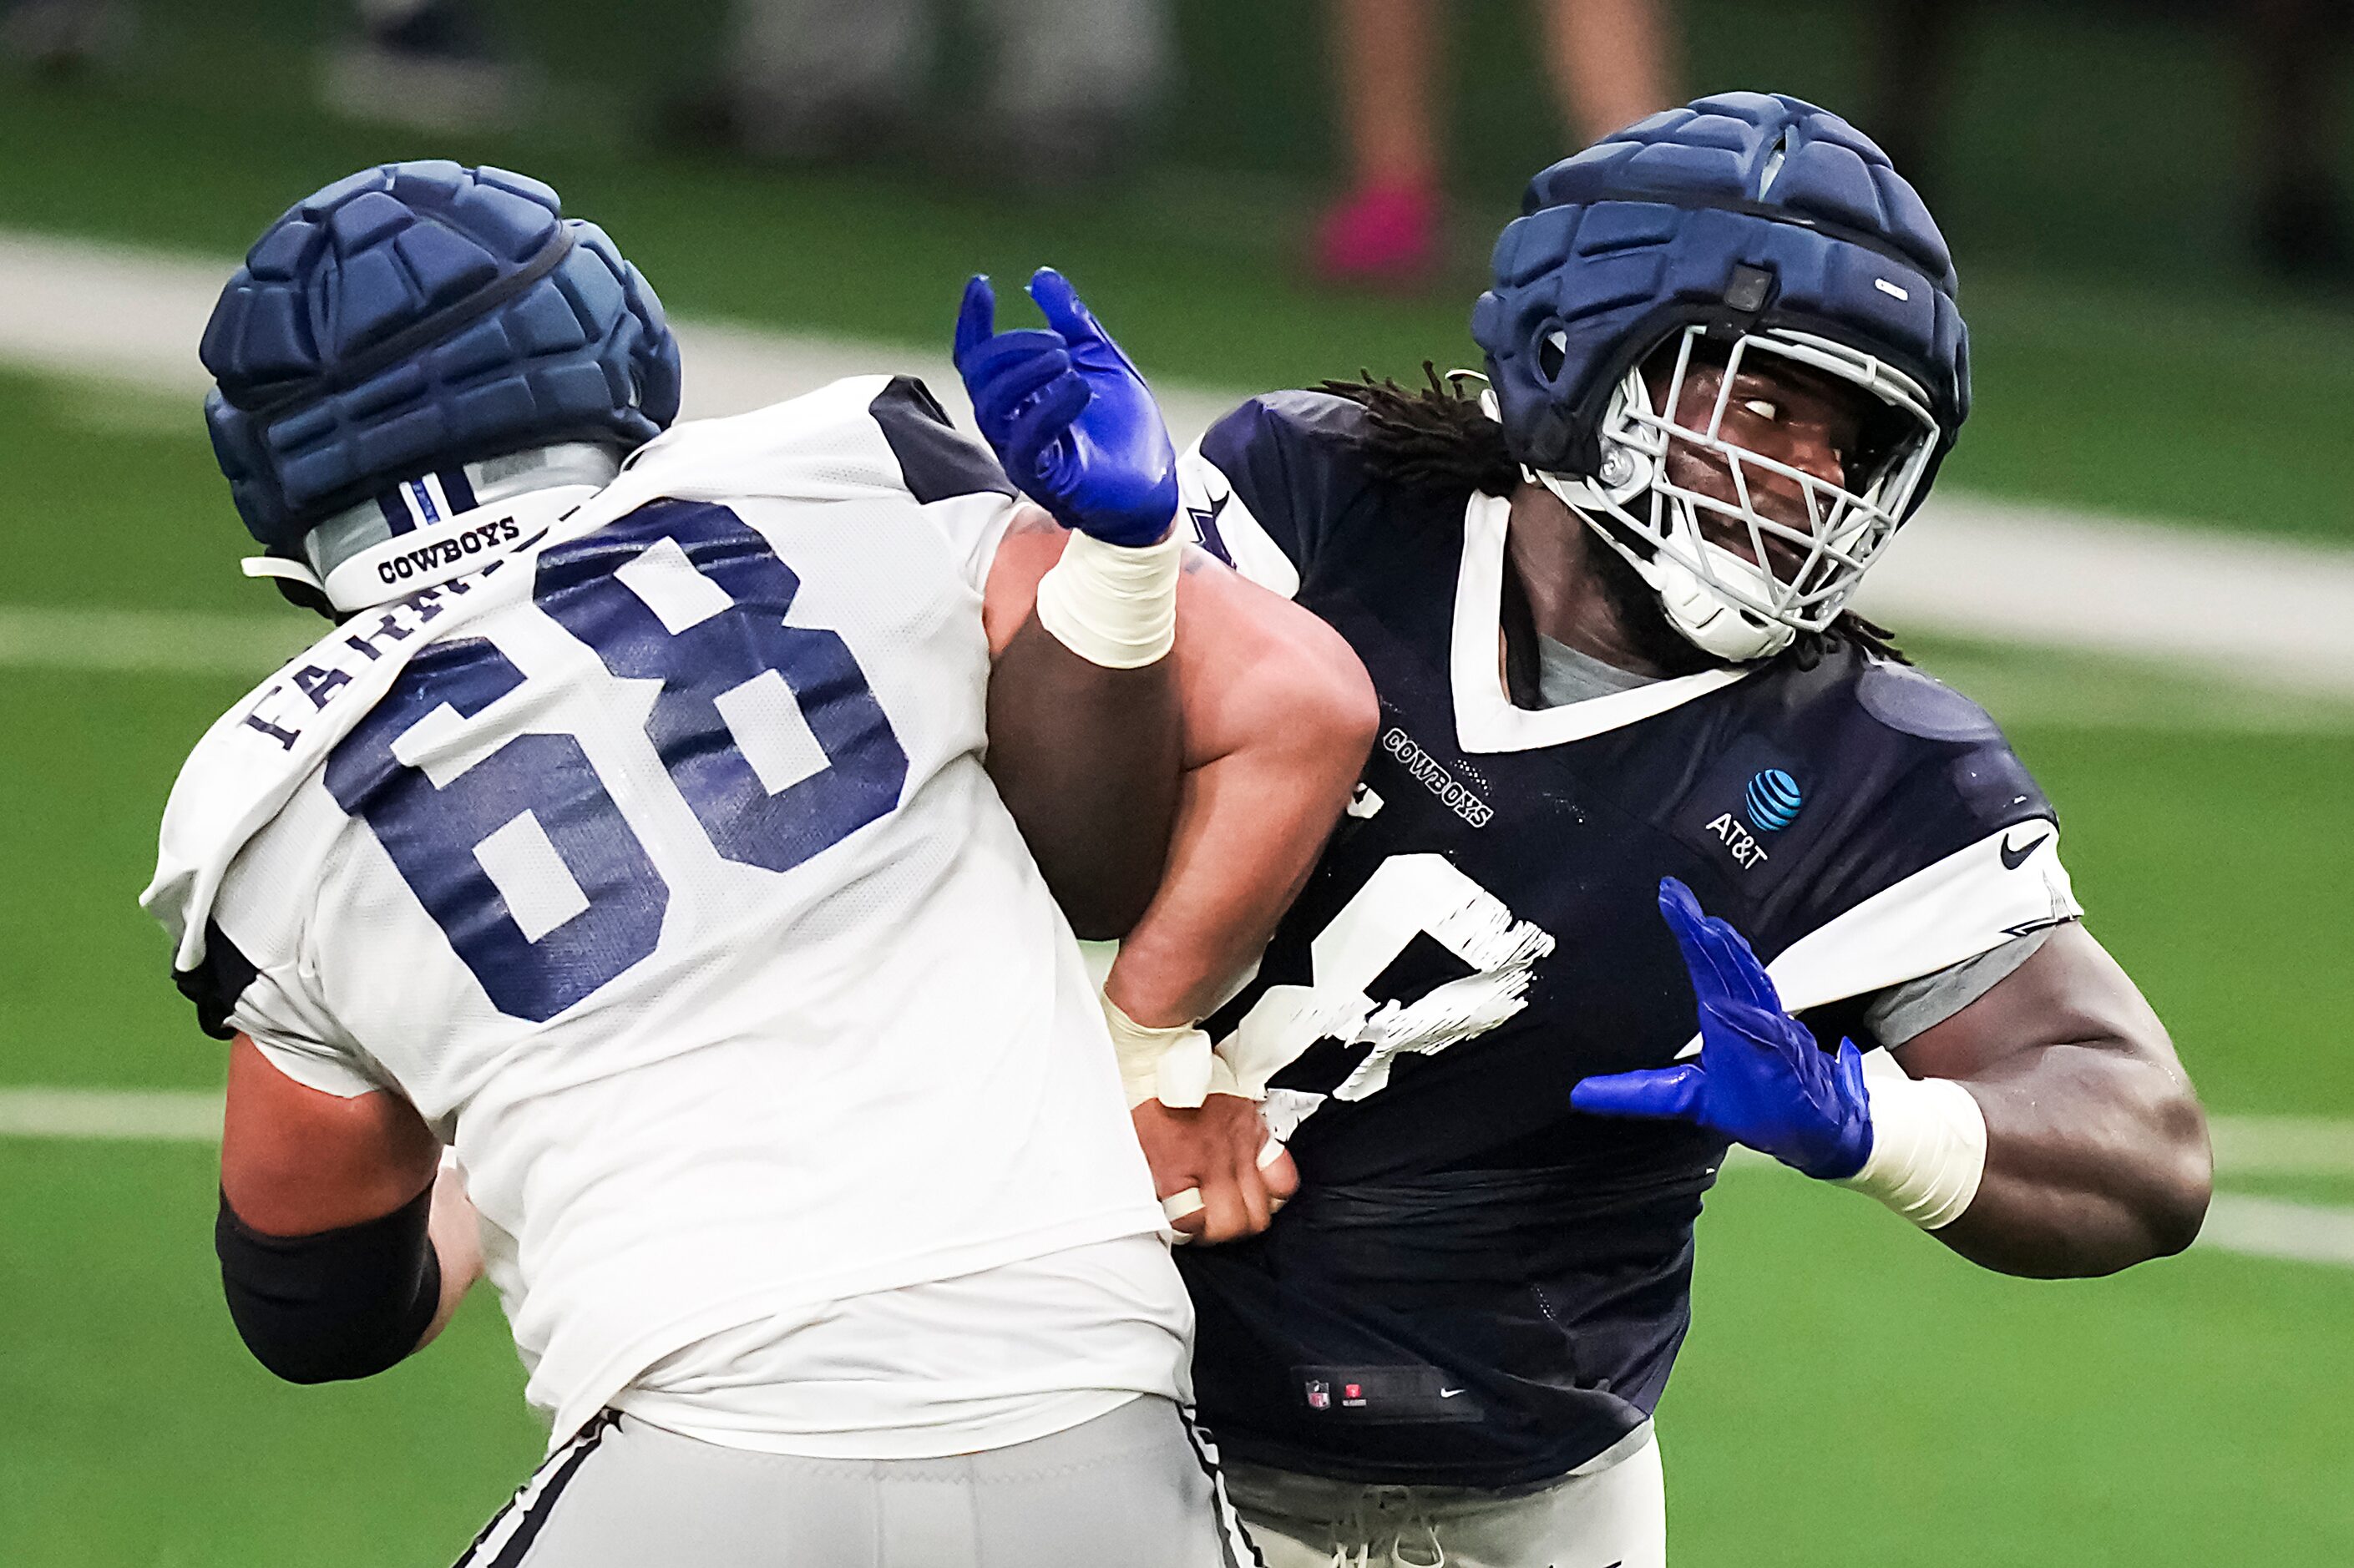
[954,268,1177,547]
[1570,878,1873,1180]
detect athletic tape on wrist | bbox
[1103,994,1231,1108]
[1835,1050,1988,1231]
[1033,527,1181,669]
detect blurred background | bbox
[2,1,2350,1563]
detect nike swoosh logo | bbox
[2000,831,2052,871]
[1439,1387,1466,1398]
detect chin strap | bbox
[241,556,328,590]
[1529,464,1795,663]
[1649,542,1797,661]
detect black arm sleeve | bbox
[215,1181,442,1384]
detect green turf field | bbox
[4,7,2352,1559]
[3,359,2351,1563]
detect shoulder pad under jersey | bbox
[1727,654,2078,1020]
[1180,390,1382,592]
[605,376,1015,513]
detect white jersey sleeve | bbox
[1672,822,2081,1060]
[205,821,391,1099]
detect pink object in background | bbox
[1312,181,1440,288]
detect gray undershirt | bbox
[1528,635,2055,1044]
[1535,632,1658,706]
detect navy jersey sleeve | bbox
[1747,660,2083,1022]
[1176,390,1379,597]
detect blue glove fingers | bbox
[1029,266,1155,385]
[1026,267,1101,349]
[1693,910,1783,1014]
[1657,878,1780,1014]
[1657,878,1748,1011]
[1000,374,1091,491]
[954,276,998,370]
[964,345,1075,431]
[1705,994,1786,1034]
[1571,1065,1709,1121]
[1822,1039,1874,1178]
[959,330,1070,399]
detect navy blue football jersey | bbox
[1173,391,2082,1488]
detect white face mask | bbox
[1522,326,1942,663]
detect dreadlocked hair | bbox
[1319,362,1911,668]
[1318,363,1521,498]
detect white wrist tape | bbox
[1104,994,1238,1109]
[1033,526,1182,669]
[1835,1050,1989,1231]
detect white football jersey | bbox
[145,377,1174,1445]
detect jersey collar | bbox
[246,484,604,613]
[241,444,625,614]
[1450,491,1754,754]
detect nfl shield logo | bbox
[1304,1379,1331,1410]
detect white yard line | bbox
[0,1086,221,1141]
[0,604,315,675]
[7,230,2354,695]
[2209,1115,2354,1178]
[5,1085,2350,1268]
[1851,498,2354,701]
[2195,1195,2354,1268]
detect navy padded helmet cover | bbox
[1471,92,1969,488]
[202,160,681,551]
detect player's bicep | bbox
[1167,547,1374,773]
[220,1035,440,1236]
[1891,923,2179,1086]
[1859,928,2054,1048]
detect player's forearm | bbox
[1106,570,1376,1027]
[1107,734,1359,1026]
[986,614,1183,940]
[218,1041,476,1378]
[1926,1040,2212,1277]
[1875,924,2211,1277]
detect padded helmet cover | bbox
[202,160,681,552]
[1471,92,1969,507]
